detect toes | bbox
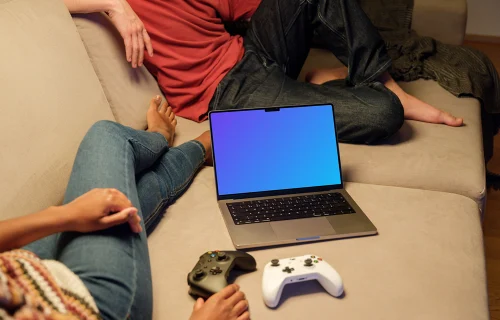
[159,102,167,114]
[165,105,172,117]
[440,112,463,127]
[172,118,177,126]
[149,95,161,110]
[166,106,176,122]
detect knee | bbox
[359,90,404,144]
[83,120,124,146]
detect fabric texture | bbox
[148,181,488,319]
[358,0,500,117]
[24,121,206,320]
[411,0,467,46]
[0,250,99,319]
[126,0,261,122]
[211,0,405,144]
[0,0,114,221]
[72,13,167,130]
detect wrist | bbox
[106,0,124,16]
[47,205,74,233]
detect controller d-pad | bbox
[210,266,223,275]
[282,267,294,273]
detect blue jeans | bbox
[210,0,404,144]
[24,121,206,320]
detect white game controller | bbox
[262,254,344,308]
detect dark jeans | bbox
[210,0,404,144]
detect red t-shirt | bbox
[128,0,261,122]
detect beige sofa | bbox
[0,0,489,319]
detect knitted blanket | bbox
[0,250,100,320]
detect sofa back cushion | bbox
[0,0,114,219]
[73,13,166,130]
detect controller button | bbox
[217,252,227,261]
[194,269,205,280]
[318,258,323,261]
[311,255,316,258]
[210,254,216,258]
[304,259,313,266]
[271,259,280,266]
[208,251,212,254]
[282,267,293,273]
[314,260,318,263]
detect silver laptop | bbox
[209,104,377,249]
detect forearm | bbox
[0,207,70,252]
[62,0,119,13]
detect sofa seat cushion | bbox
[0,0,114,220]
[341,79,485,205]
[148,180,487,319]
[298,48,485,204]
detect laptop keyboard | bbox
[226,192,356,225]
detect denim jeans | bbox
[210,0,404,144]
[24,121,205,320]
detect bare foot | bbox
[305,67,348,84]
[146,95,177,146]
[399,93,464,126]
[194,130,213,166]
[306,69,463,127]
[381,74,464,127]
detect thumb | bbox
[193,298,204,311]
[101,207,137,227]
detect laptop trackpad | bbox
[270,218,336,240]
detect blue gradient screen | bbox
[210,105,342,196]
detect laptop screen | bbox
[210,104,342,197]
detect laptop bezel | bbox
[208,104,344,201]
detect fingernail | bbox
[128,208,137,219]
[155,95,161,101]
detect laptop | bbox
[209,104,377,249]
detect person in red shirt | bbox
[126,0,463,144]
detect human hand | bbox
[189,284,250,320]
[63,188,142,233]
[107,0,153,68]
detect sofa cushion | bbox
[148,180,487,319]
[412,0,467,45]
[72,13,166,130]
[0,0,114,220]
[298,49,485,205]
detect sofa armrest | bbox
[412,0,467,45]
